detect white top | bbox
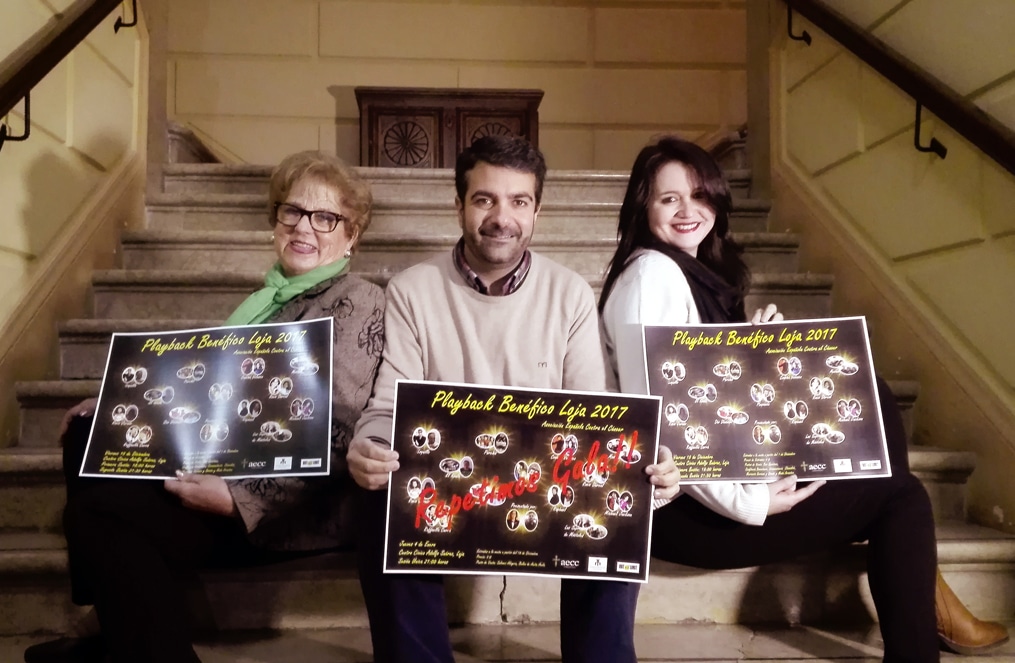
[601,249,771,526]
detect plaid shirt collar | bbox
[452,238,531,296]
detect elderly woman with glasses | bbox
[25,151,385,663]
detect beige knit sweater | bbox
[354,251,613,447]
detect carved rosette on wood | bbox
[469,121,515,142]
[383,120,432,167]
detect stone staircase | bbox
[2,150,1014,648]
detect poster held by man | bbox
[384,380,661,583]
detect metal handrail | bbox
[785,0,1015,176]
[0,0,122,120]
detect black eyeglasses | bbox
[273,202,346,233]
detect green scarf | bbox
[224,259,350,325]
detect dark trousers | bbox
[355,488,640,663]
[61,417,282,663]
[651,378,938,663]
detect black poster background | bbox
[643,316,891,483]
[384,381,661,583]
[81,318,333,479]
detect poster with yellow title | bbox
[643,316,891,484]
[384,380,662,583]
[80,318,333,479]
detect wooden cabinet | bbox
[355,87,543,168]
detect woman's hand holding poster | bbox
[81,318,333,480]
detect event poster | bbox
[643,316,890,483]
[80,318,334,479]
[384,381,661,582]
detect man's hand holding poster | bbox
[384,381,661,582]
[643,316,891,483]
[80,318,334,480]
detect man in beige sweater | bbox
[347,135,679,663]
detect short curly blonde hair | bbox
[268,151,373,249]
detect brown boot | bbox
[937,569,1009,655]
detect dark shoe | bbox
[937,570,1010,655]
[23,636,105,663]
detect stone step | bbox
[14,380,98,450]
[742,273,835,321]
[0,449,64,532]
[910,445,978,523]
[161,164,753,200]
[88,270,827,321]
[90,271,269,321]
[8,622,1015,662]
[120,229,800,276]
[144,194,773,235]
[58,318,219,380]
[0,439,967,537]
[1,522,1012,636]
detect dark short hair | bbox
[598,135,749,312]
[268,151,373,249]
[454,135,547,205]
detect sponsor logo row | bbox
[241,456,322,471]
[554,556,641,574]
[798,458,882,474]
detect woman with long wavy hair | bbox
[598,136,1007,661]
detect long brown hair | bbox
[598,136,750,313]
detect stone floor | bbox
[6,623,1015,662]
